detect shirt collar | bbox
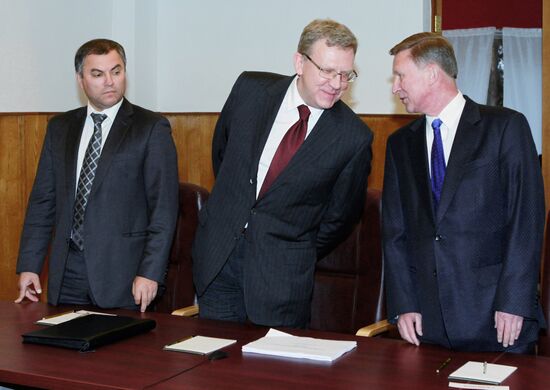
[284,76,324,117]
[86,98,124,122]
[426,91,466,129]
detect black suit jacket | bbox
[383,96,545,351]
[17,99,179,308]
[192,72,373,326]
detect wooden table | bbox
[1,301,549,389]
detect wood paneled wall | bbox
[0,112,414,302]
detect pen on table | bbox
[483,361,487,374]
[436,357,451,373]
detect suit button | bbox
[250,208,256,215]
[433,270,437,276]
[435,234,442,241]
[249,178,255,185]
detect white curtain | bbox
[443,27,496,105]
[503,28,542,154]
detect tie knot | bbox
[431,118,443,132]
[91,113,107,126]
[297,104,311,121]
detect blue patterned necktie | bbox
[71,113,107,250]
[430,118,445,208]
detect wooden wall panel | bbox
[361,115,415,189]
[166,113,217,190]
[0,112,414,302]
[0,115,25,302]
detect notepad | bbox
[164,335,236,355]
[241,328,357,362]
[36,310,116,325]
[448,361,517,385]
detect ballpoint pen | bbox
[436,357,451,373]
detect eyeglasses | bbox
[301,53,358,83]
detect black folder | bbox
[22,314,156,351]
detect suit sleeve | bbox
[137,116,179,282]
[16,123,57,274]
[382,139,420,320]
[495,112,545,319]
[316,130,373,258]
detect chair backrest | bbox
[309,188,384,334]
[539,210,550,356]
[150,182,209,313]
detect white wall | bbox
[0,0,429,114]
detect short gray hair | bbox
[390,32,457,79]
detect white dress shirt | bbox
[425,91,466,175]
[75,99,123,191]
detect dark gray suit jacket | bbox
[17,99,179,308]
[192,72,373,326]
[383,96,545,351]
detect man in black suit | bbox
[15,39,179,312]
[192,19,373,328]
[383,32,545,352]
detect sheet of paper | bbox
[36,310,116,325]
[241,328,357,362]
[449,382,509,390]
[164,335,237,355]
[448,361,517,385]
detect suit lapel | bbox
[64,108,87,204]
[90,99,133,196]
[250,76,293,182]
[436,98,482,222]
[407,117,436,221]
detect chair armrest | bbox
[355,319,395,337]
[171,304,199,317]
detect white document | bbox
[36,310,116,325]
[241,328,357,362]
[164,335,237,355]
[448,361,517,385]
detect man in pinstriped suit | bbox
[192,19,373,328]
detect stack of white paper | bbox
[242,328,357,362]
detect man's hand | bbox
[397,312,423,346]
[14,272,42,303]
[132,276,158,312]
[495,311,523,347]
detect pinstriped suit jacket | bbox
[192,72,373,326]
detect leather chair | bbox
[538,210,550,356]
[309,188,386,334]
[149,182,209,314]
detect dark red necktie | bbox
[258,104,310,198]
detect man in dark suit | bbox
[192,19,373,328]
[15,39,179,312]
[383,32,545,352]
